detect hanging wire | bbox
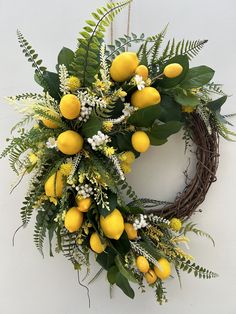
[126,1,132,51]
[110,0,114,44]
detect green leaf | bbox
[149,121,182,139]
[115,273,135,299]
[81,115,102,138]
[110,232,131,255]
[115,132,134,152]
[207,95,227,112]
[158,55,189,88]
[174,90,200,107]
[107,265,118,284]
[96,247,116,270]
[158,95,182,122]
[57,47,75,69]
[181,66,215,89]
[115,255,138,283]
[98,191,117,217]
[128,105,162,127]
[42,71,61,100]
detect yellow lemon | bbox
[100,209,124,240]
[110,52,139,82]
[90,232,107,254]
[57,130,83,155]
[67,76,81,92]
[163,63,183,78]
[64,207,83,233]
[135,65,149,80]
[59,94,81,120]
[41,111,60,129]
[170,218,182,232]
[76,197,92,213]
[131,87,161,109]
[44,171,64,197]
[145,269,157,285]
[136,256,150,273]
[154,258,171,280]
[124,223,137,240]
[131,131,150,153]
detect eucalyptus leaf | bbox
[115,273,135,299]
[181,65,215,89]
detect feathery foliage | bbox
[183,222,215,246]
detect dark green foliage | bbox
[81,114,102,138]
[207,95,227,112]
[147,121,182,146]
[158,95,182,122]
[73,0,131,86]
[155,280,168,305]
[180,65,215,89]
[57,47,75,71]
[127,105,162,127]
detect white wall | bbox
[0,0,236,313]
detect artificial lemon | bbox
[90,232,107,254]
[67,76,81,92]
[135,65,149,80]
[64,207,83,233]
[124,223,137,240]
[131,87,161,109]
[76,197,92,213]
[154,258,171,280]
[163,63,183,78]
[41,111,60,129]
[145,269,157,285]
[59,94,81,120]
[110,52,139,82]
[131,131,150,153]
[136,256,150,273]
[57,130,83,155]
[170,218,182,232]
[100,209,124,240]
[44,171,64,197]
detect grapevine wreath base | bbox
[2,0,235,305]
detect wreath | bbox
[2,0,235,305]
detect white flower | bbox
[46,137,57,149]
[134,75,145,90]
[88,131,110,151]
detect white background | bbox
[0,0,236,313]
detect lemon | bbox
[59,94,81,120]
[131,131,150,153]
[145,269,157,285]
[90,232,107,254]
[57,130,83,155]
[67,76,81,92]
[110,52,139,82]
[124,223,137,240]
[154,258,171,280]
[135,65,149,80]
[136,256,150,273]
[163,63,183,78]
[170,218,182,232]
[76,197,92,213]
[44,171,64,197]
[100,209,124,240]
[131,87,161,109]
[64,207,83,233]
[41,111,60,129]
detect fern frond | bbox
[11,115,33,134]
[73,0,132,86]
[204,82,226,95]
[34,219,47,257]
[17,30,47,80]
[182,222,215,246]
[155,280,168,305]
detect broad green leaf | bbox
[96,248,116,271]
[107,265,118,284]
[110,232,131,255]
[42,71,61,100]
[128,105,162,127]
[181,65,215,89]
[150,121,183,139]
[115,256,138,283]
[158,55,189,88]
[207,95,227,112]
[115,273,135,299]
[98,191,117,217]
[81,115,102,138]
[57,47,75,69]
[174,91,200,107]
[158,95,182,122]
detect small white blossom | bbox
[133,214,148,230]
[46,137,57,149]
[87,131,110,151]
[76,184,93,198]
[134,75,145,90]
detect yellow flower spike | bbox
[60,163,73,176]
[49,197,58,205]
[103,146,115,157]
[66,76,81,92]
[170,218,182,232]
[28,152,38,165]
[182,106,195,113]
[103,121,113,132]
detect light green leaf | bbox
[181,65,215,89]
